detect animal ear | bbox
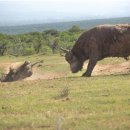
[60,47,69,53]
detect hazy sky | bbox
[0,0,130,25]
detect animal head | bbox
[60,47,83,73]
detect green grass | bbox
[0,67,4,76]
[0,54,130,130]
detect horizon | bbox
[0,0,130,26]
[0,16,130,27]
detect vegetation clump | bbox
[0,26,84,56]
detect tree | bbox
[44,29,59,36]
[0,40,8,56]
[51,39,59,54]
[0,44,6,56]
[69,25,81,33]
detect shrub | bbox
[69,25,81,33]
[23,48,36,56]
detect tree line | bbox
[0,26,84,56]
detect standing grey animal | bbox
[62,24,130,77]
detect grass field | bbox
[0,54,130,130]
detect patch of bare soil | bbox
[25,68,66,80]
[84,61,130,76]
[1,61,130,81]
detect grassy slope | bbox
[0,55,130,130]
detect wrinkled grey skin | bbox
[65,51,83,73]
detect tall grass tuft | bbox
[55,86,70,100]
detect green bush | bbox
[23,48,36,56]
[0,28,84,56]
[69,25,81,33]
[41,46,52,54]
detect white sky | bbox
[0,0,130,25]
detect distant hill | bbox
[0,17,130,34]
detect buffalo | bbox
[62,24,130,77]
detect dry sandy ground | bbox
[84,61,130,76]
[0,61,130,81]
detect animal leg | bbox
[82,60,97,77]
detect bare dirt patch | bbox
[25,68,66,80]
[1,61,130,81]
[84,61,130,76]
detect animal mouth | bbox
[71,69,79,73]
[71,66,83,73]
